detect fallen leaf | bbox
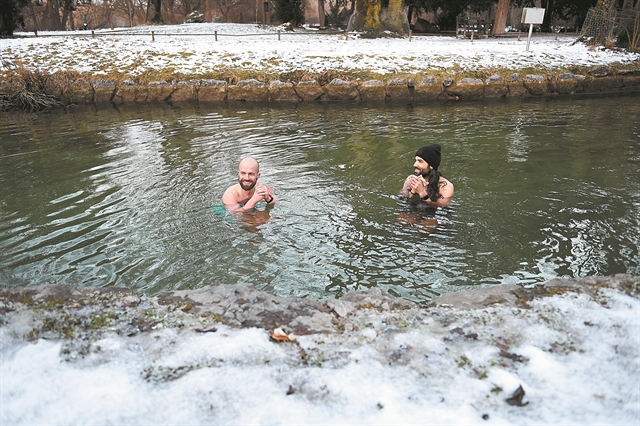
[506,385,529,406]
[194,327,217,333]
[270,327,296,342]
[286,385,295,395]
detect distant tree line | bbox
[1,0,636,47]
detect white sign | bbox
[521,8,545,25]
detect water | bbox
[1,96,639,303]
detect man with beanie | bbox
[400,144,454,208]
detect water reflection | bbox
[1,96,639,303]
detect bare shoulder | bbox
[439,176,454,197]
[222,184,240,206]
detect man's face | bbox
[413,156,432,176]
[238,162,260,191]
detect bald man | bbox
[222,157,276,213]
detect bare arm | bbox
[399,176,414,196]
[404,175,454,208]
[222,184,275,214]
[426,180,454,208]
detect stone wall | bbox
[2,67,640,107]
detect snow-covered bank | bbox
[1,275,638,424]
[2,23,640,78]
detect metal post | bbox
[91,30,95,38]
[152,31,155,42]
[278,30,280,40]
[345,30,348,40]
[409,30,412,42]
[518,29,521,41]
[215,30,217,41]
[525,23,533,51]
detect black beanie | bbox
[416,144,441,170]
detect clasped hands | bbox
[408,175,428,199]
[252,184,273,203]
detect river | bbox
[1,95,639,303]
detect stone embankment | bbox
[1,274,637,342]
[2,66,640,107]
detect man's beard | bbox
[415,166,431,178]
[239,179,256,191]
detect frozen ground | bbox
[2,23,640,78]
[1,276,638,424]
[1,23,639,425]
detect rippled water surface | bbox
[1,97,639,303]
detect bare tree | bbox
[491,0,509,36]
[347,0,409,35]
[148,0,164,23]
[212,0,241,22]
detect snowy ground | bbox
[2,23,640,79]
[1,24,639,425]
[1,277,638,424]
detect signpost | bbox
[521,8,545,52]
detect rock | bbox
[323,78,359,102]
[295,80,324,102]
[269,80,301,103]
[0,275,636,344]
[342,288,416,310]
[228,79,269,103]
[386,78,409,102]
[359,80,386,102]
[484,73,508,98]
[445,77,484,99]
[171,80,198,102]
[197,79,227,102]
[523,74,548,96]
[413,76,441,102]
[114,78,149,103]
[92,78,116,103]
[549,73,587,94]
[326,298,357,317]
[146,80,174,102]
[428,284,522,309]
[507,73,526,97]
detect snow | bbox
[1,286,639,424]
[2,23,640,78]
[1,23,639,424]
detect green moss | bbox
[90,313,117,329]
[458,354,471,368]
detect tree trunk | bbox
[43,0,63,30]
[149,0,163,23]
[348,0,408,34]
[28,2,41,32]
[491,0,509,36]
[0,0,14,37]
[348,0,382,32]
[317,0,324,27]
[382,0,407,33]
[579,0,617,45]
[541,0,552,31]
